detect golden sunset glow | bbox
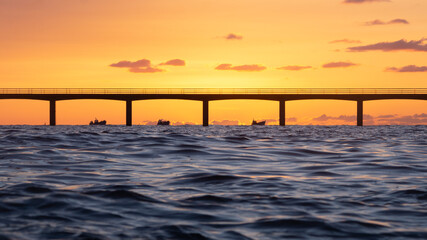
[0,0,426,125]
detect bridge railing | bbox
[0,88,426,95]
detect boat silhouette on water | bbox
[252,120,266,125]
[89,119,107,125]
[157,119,170,125]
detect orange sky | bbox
[0,0,426,125]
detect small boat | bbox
[252,120,266,125]
[89,119,107,125]
[157,119,170,125]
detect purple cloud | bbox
[277,66,312,71]
[312,113,427,125]
[389,19,410,24]
[322,61,358,68]
[343,0,390,3]
[378,113,427,125]
[159,59,186,66]
[348,39,427,52]
[385,65,427,72]
[225,33,243,40]
[365,18,409,26]
[211,120,240,125]
[329,39,362,44]
[110,59,164,73]
[215,64,266,72]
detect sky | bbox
[0,0,426,125]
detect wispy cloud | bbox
[159,59,186,66]
[348,39,427,52]
[311,113,427,125]
[322,61,358,68]
[211,120,241,125]
[277,66,312,71]
[329,39,362,44]
[364,18,409,26]
[225,33,243,40]
[110,59,164,73]
[377,113,427,125]
[385,65,427,72]
[215,64,266,72]
[343,0,390,4]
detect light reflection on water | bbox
[0,125,426,239]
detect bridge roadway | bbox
[1,88,426,126]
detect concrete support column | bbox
[203,100,209,127]
[49,100,56,126]
[126,100,132,126]
[279,100,286,126]
[357,100,363,126]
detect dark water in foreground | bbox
[0,125,426,240]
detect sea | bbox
[0,125,426,240]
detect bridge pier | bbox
[49,100,56,126]
[279,100,286,126]
[203,100,209,126]
[126,100,132,126]
[357,100,363,126]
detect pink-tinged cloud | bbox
[377,114,396,119]
[329,39,362,44]
[311,113,427,125]
[287,117,297,123]
[322,61,358,68]
[173,121,196,126]
[225,33,243,40]
[348,39,427,52]
[215,64,266,72]
[388,19,410,24]
[211,120,240,125]
[364,19,409,26]
[110,59,164,73]
[343,0,390,4]
[277,66,312,71]
[159,59,186,66]
[377,113,427,125]
[385,65,427,72]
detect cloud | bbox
[225,33,243,40]
[343,0,390,3]
[311,113,427,125]
[173,121,196,126]
[277,66,312,71]
[287,117,298,123]
[322,61,358,68]
[215,64,266,72]
[389,19,410,24]
[385,65,427,72]
[211,120,241,125]
[378,113,427,125]
[110,59,164,73]
[377,114,396,119]
[364,19,409,26]
[329,39,362,44]
[347,39,427,52]
[159,59,186,66]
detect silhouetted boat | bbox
[89,119,107,125]
[252,120,266,125]
[157,119,170,125]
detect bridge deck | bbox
[1,88,426,95]
[1,88,426,101]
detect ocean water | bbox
[0,125,426,240]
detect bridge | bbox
[1,88,426,126]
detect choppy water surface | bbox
[0,125,426,239]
